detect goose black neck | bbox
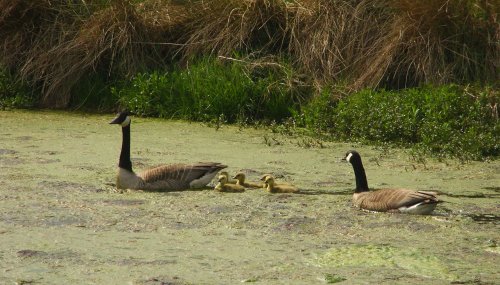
[119,125,133,172]
[351,160,369,193]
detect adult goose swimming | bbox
[110,111,227,191]
[343,150,440,215]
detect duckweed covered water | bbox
[0,110,499,284]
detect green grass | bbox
[113,57,305,123]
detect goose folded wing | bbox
[360,189,438,211]
[138,163,225,190]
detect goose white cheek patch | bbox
[346,153,353,162]
[121,116,131,127]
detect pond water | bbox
[0,110,498,284]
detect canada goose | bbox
[343,150,440,214]
[233,172,264,188]
[219,171,238,184]
[264,175,299,193]
[214,175,245,192]
[110,111,227,191]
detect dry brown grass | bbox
[0,0,497,108]
[179,0,289,59]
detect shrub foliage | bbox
[301,85,499,160]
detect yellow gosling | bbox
[233,172,264,189]
[219,171,238,184]
[214,175,245,193]
[264,175,298,193]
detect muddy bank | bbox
[0,110,499,284]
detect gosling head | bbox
[260,173,272,182]
[217,174,228,185]
[110,111,131,127]
[232,172,245,183]
[264,175,275,187]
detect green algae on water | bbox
[316,244,457,281]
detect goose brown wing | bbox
[358,189,438,211]
[138,162,226,190]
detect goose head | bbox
[110,111,131,127]
[342,150,362,165]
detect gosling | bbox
[214,175,245,193]
[264,175,299,193]
[233,172,264,189]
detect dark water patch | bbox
[0,149,17,155]
[440,192,500,199]
[483,186,500,193]
[43,215,87,227]
[238,168,262,175]
[102,199,146,206]
[134,276,186,285]
[0,156,25,166]
[465,213,500,225]
[16,249,81,262]
[16,136,33,141]
[35,158,60,164]
[34,150,60,155]
[66,164,102,172]
[312,180,336,187]
[115,258,176,267]
[17,249,47,258]
[300,189,352,196]
[38,180,104,193]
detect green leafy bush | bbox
[300,85,499,160]
[0,68,37,109]
[114,58,302,123]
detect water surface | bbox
[0,110,498,284]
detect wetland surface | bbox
[0,111,499,284]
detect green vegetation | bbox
[300,85,499,160]
[113,57,305,122]
[0,0,497,160]
[0,68,37,109]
